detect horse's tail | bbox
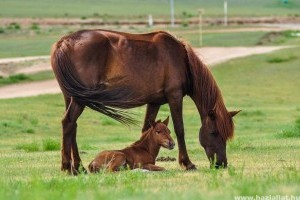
[51,41,138,125]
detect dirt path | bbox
[0,46,290,99]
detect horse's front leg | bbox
[142,103,160,132]
[167,92,196,170]
[61,97,84,175]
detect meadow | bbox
[1,23,300,59]
[1,0,299,18]
[0,45,299,199]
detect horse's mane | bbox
[130,127,153,147]
[184,44,234,141]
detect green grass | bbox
[0,47,300,199]
[0,71,55,86]
[0,74,31,86]
[0,0,299,18]
[1,24,300,58]
[184,31,267,47]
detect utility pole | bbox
[170,0,175,27]
[224,0,228,26]
[198,9,204,46]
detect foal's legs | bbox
[142,103,160,132]
[143,164,165,171]
[61,96,84,175]
[167,92,196,170]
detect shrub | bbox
[30,23,40,30]
[7,22,21,30]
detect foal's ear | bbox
[162,116,169,126]
[152,119,161,127]
[229,110,242,117]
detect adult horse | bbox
[51,29,240,174]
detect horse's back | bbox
[52,29,190,104]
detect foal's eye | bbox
[156,130,160,134]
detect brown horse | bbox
[89,117,174,172]
[51,29,240,174]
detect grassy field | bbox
[0,0,299,18]
[0,24,300,58]
[0,46,299,199]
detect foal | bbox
[89,117,175,172]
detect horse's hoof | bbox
[180,162,197,170]
[214,164,227,169]
[61,163,72,174]
[71,166,87,175]
[186,163,197,170]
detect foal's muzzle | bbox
[168,141,175,150]
[163,140,175,150]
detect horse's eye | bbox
[211,132,218,137]
[156,130,160,134]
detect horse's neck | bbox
[134,131,160,159]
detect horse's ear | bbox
[229,110,241,117]
[208,109,216,120]
[162,116,169,126]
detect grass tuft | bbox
[0,74,31,86]
[42,139,60,151]
[15,142,39,152]
[277,117,300,138]
[266,55,297,63]
[277,126,300,138]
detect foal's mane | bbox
[184,44,234,141]
[130,127,154,147]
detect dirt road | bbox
[0,46,289,99]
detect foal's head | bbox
[150,117,175,150]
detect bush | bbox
[30,23,40,30]
[7,22,21,30]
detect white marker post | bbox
[170,0,175,27]
[148,14,153,27]
[224,0,228,26]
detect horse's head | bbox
[199,110,240,168]
[151,117,175,150]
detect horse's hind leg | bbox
[142,104,160,132]
[167,91,196,170]
[61,96,84,175]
